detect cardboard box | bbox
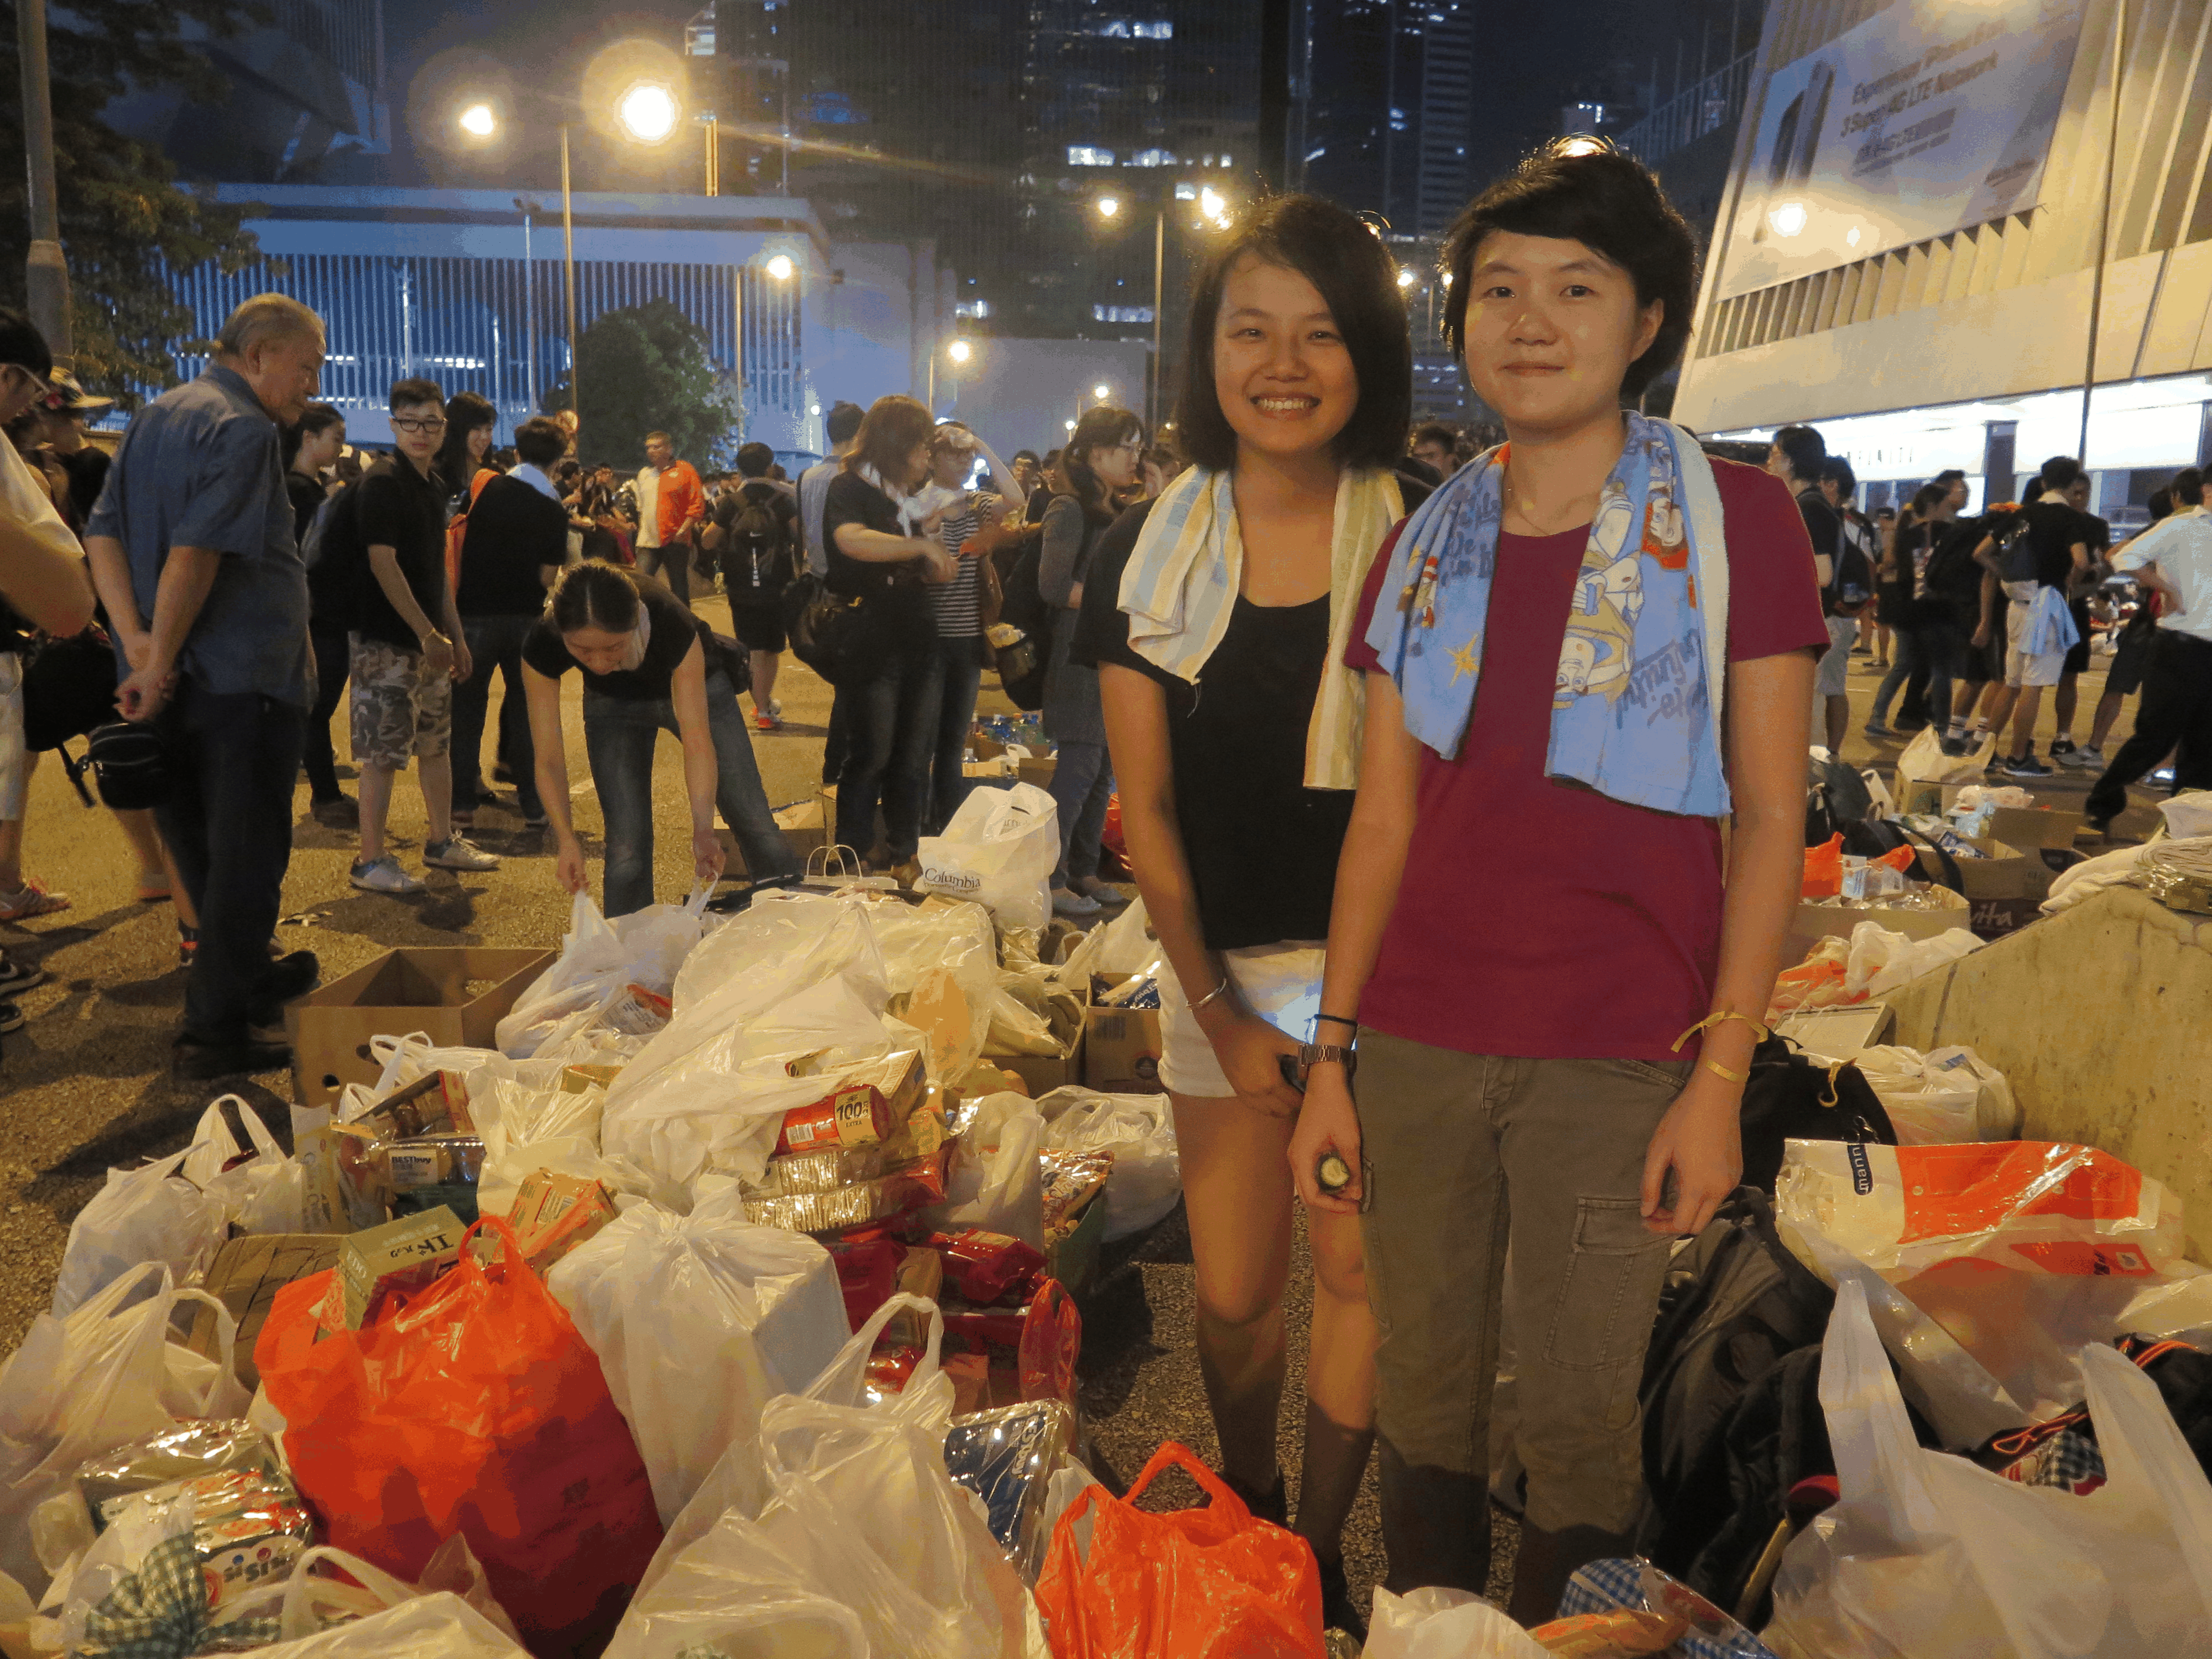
[1932,789,2090,851]
[1913,837,2033,901]
[987,980,1088,1096]
[884,1248,943,1346]
[971,729,1008,760]
[337,1206,464,1328]
[1016,756,1058,790]
[1787,889,1973,958]
[731,799,831,877]
[818,785,889,860]
[287,947,554,1108]
[561,1063,624,1093]
[1085,974,1162,1094]
[502,1170,617,1275]
[184,1234,343,1390]
[1044,1183,1107,1300]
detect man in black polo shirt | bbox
[452,416,567,831]
[350,378,500,893]
[704,440,799,731]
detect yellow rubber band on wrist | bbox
[1671,1011,1770,1080]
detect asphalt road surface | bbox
[0,597,2168,1618]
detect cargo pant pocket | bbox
[1543,1196,1666,1374]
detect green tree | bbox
[546,299,742,471]
[0,0,271,403]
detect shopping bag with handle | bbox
[255,1214,662,1658]
[1035,1441,1323,1658]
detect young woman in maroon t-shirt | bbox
[1288,142,1827,1619]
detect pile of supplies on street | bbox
[7,801,2212,1656]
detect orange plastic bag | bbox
[1035,1441,1324,1658]
[256,1215,661,1659]
[1802,832,1844,898]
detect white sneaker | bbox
[766,698,784,721]
[424,836,500,872]
[2059,745,2106,769]
[351,857,425,895]
[1051,885,1101,917]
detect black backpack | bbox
[300,476,368,626]
[723,486,794,601]
[1921,519,1987,608]
[1995,511,2041,583]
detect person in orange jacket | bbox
[633,430,706,604]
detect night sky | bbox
[373,0,1734,204]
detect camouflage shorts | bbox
[348,635,452,769]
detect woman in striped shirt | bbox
[923,422,1022,831]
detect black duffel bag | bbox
[781,572,884,688]
[80,719,175,811]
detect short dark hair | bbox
[550,560,641,633]
[1820,456,1858,499]
[1771,424,1825,483]
[298,402,344,438]
[389,377,443,413]
[1441,138,1698,401]
[2039,456,2084,493]
[1410,421,1459,452]
[2148,487,2174,521]
[844,394,935,481]
[2172,466,2205,508]
[1935,468,1968,486]
[0,310,53,379]
[1013,448,1041,466]
[825,401,865,447]
[1175,192,1413,472]
[514,416,566,467]
[735,441,775,478]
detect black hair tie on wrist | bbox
[1315,1013,1360,1030]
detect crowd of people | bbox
[1762,418,2208,829]
[3,127,2210,1647]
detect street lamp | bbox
[1094,383,1110,401]
[1396,269,1416,290]
[1095,194,1168,429]
[456,49,686,430]
[615,81,680,145]
[929,336,974,414]
[949,340,972,365]
[765,253,795,281]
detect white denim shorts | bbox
[1157,940,1326,1098]
[1814,614,1858,699]
[2002,580,2065,688]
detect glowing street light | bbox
[1199,185,1225,222]
[1094,383,1110,401]
[948,339,972,364]
[1396,269,1416,289]
[1065,419,1077,432]
[458,103,497,138]
[764,253,795,281]
[1097,196,1120,219]
[615,80,680,144]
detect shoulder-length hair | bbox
[1061,405,1145,524]
[1174,194,1412,473]
[1440,138,1699,403]
[843,395,935,483]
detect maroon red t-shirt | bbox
[1344,456,1828,1062]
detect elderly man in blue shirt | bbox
[83,294,326,1079]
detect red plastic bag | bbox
[1036,1442,1324,1657]
[255,1215,662,1659]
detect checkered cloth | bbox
[77,1534,283,1659]
[2001,1427,2109,1495]
[1558,1558,1781,1659]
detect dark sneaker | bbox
[1220,1468,1288,1527]
[2002,752,2053,778]
[1939,734,1970,757]
[311,795,359,829]
[0,957,45,994]
[2049,739,2076,760]
[174,1036,293,1080]
[0,1001,21,1036]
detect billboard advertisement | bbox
[1721,0,2085,299]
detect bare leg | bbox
[112,806,169,894]
[751,650,780,713]
[2005,685,2044,758]
[1978,682,2020,737]
[2052,672,2080,745]
[1824,694,1849,757]
[1169,1089,1296,1494]
[1296,1205,1379,1564]
[0,817,23,891]
[2089,686,2127,752]
[357,761,397,864]
[420,752,452,844]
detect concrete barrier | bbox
[1879,886,2212,1261]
